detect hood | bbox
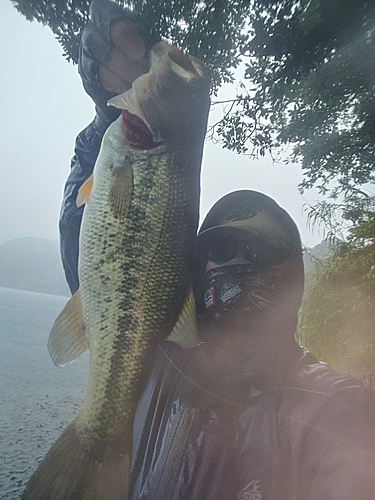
[195,190,304,319]
[190,191,305,398]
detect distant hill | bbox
[0,237,70,296]
[303,239,334,275]
[0,236,331,297]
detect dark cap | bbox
[197,190,302,266]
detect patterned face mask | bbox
[203,258,284,321]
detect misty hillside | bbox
[303,239,333,275]
[0,236,331,298]
[0,237,70,296]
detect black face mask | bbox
[203,258,283,320]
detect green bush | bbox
[298,243,375,389]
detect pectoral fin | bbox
[109,162,133,220]
[76,175,93,207]
[47,290,89,367]
[167,288,200,348]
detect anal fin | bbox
[48,289,88,367]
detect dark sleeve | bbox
[59,116,108,294]
[301,383,375,500]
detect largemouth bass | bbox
[23,41,210,500]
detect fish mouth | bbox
[121,109,163,150]
[108,41,209,146]
[108,72,157,149]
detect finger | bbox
[99,66,131,94]
[111,19,146,62]
[81,21,112,65]
[106,47,149,83]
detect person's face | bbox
[195,241,263,385]
[198,238,260,333]
[199,234,295,334]
[198,238,255,330]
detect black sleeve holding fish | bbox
[78,0,155,123]
[59,120,105,294]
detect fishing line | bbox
[157,343,249,408]
[159,346,332,398]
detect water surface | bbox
[0,287,88,498]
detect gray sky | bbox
[1,1,324,248]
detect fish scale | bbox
[78,152,178,438]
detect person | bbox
[59,0,157,293]
[59,1,375,498]
[129,190,375,500]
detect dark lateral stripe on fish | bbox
[95,156,161,430]
[97,155,188,421]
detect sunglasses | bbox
[204,236,258,265]
[198,230,290,269]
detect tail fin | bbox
[22,421,131,500]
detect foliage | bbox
[12,0,375,200]
[298,225,375,389]
[11,0,250,92]
[11,0,91,63]
[215,0,375,198]
[304,190,375,240]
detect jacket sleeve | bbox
[59,116,108,294]
[58,0,157,294]
[301,381,375,500]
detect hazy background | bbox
[1,0,324,249]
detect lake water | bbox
[0,287,88,499]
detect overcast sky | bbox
[1,1,324,248]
